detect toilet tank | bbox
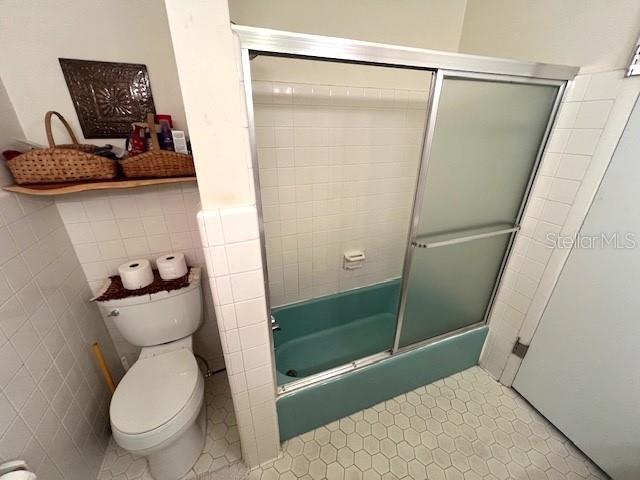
[96,267,203,347]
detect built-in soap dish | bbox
[343,250,365,270]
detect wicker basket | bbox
[119,114,194,178]
[6,111,117,184]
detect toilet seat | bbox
[110,349,204,454]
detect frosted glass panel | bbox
[399,77,558,348]
[399,235,511,347]
[419,79,558,236]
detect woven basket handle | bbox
[146,113,161,151]
[45,111,79,148]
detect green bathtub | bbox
[272,280,488,440]
[272,279,401,385]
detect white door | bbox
[513,98,640,479]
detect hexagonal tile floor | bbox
[97,371,241,480]
[248,366,608,480]
[97,366,608,480]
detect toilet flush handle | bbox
[107,309,119,317]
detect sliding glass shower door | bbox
[396,72,561,349]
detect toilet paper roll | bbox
[156,252,188,280]
[118,259,154,290]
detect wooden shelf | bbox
[3,176,197,196]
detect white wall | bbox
[251,61,430,305]
[0,76,25,188]
[0,0,186,147]
[164,3,254,210]
[229,0,468,51]
[459,0,640,73]
[55,184,225,372]
[165,0,280,467]
[0,83,121,478]
[0,77,24,152]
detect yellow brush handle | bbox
[92,342,117,394]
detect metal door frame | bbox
[235,24,573,395]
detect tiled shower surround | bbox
[0,190,121,479]
[54,183,224,372]
[253,81,428,306]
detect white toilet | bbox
[97,268,205,480]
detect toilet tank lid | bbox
[95,267,201,307]
[110,349,200,435]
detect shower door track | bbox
[236,24,575,397]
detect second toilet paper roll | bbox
[156,252,188,280]
[118,259,154,290]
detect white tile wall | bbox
[252,81,428,306]
[482,69,638,384]
[0,188,121,480]
[198,206,279,467]
[55,183,225,371]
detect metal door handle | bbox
[412,226,520,249]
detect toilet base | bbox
[148,405,206,480]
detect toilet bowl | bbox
[110,346,206,480]
[97,267,205,480]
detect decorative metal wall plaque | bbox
[59,58,156,138]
